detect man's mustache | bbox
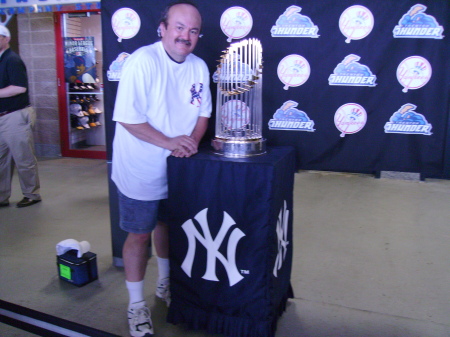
[176,38,191,46]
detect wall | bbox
[17,13,61,157]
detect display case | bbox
[55,11,106,159]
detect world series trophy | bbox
[212,38,266,157]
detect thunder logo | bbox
[271,5,319,38]
[329,54,377,87]
[268,100,315,131]
[393,4,444,39]
[384,103,432,135]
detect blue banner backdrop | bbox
[101,0,450,178]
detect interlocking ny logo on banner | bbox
[274,201,290,277]
[181,209,245,286]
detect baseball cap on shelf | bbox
[0,25,11,37]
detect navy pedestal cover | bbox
[166,146,296,337]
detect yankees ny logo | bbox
[190,83,203,107]
[181,208,245,286]
[274,201,290,277]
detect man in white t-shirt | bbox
[111,1,211,336]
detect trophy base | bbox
[211,138,266,158]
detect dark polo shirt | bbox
[0,48,30,112]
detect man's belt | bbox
[0,106,30,117]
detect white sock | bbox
[126,280,144,306]
[157,257,170,282]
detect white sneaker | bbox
[156,277,171,307]
[128,301,154,337]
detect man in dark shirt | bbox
[0,25,41,208]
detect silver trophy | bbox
[212,38,266,157]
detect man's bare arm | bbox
[119,121,198,156]
[171,116,209,158]
[190,116,209,145]
[0,85,26,98]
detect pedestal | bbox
[166,146,296,337]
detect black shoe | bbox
[16,197,41,208]
[0,201,9,207]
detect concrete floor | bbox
[1,157,450,337]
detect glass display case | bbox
[55,11,106,159]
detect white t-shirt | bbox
[112,41,212,201]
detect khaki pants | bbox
[0,106,41,203]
